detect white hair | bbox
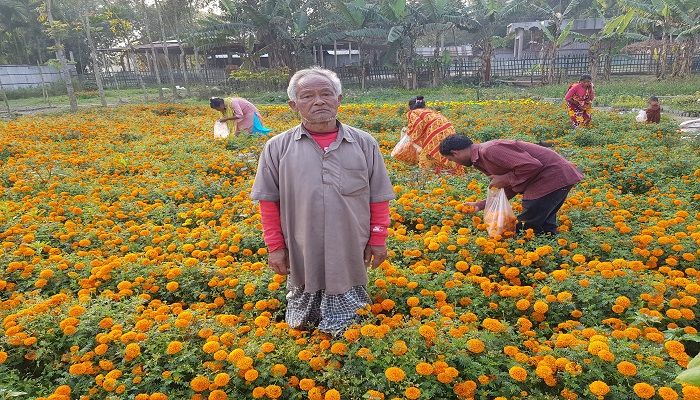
[287,67,342,101]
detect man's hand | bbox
[464,200,486,212]
[268,248,289,275]
[364,245,387,269]
[489,174,509,189]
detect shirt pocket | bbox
[340,166,369,196]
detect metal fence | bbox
[5,52,699,92]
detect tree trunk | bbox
[154,0,177,98]
[83,13,107,107]
[141,0,164,100]
[177,39,190,97]
[0,78,10,115]
[481,41,493,85]
[46,0,77,112]
[194,46,204,83]
[587,42,599,82]
[359,42,366,90]
[128,45,148,102]
[658,30,669,79]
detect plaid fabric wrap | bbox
[285,285,370,335]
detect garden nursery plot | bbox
[1,101,699,400]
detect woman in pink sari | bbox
[564,75,595,128]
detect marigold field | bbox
[1,100,699,400]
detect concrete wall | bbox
[0,64,77,91]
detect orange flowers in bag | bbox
[483,188,517,237]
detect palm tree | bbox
[530,0,582,84]
[42,0,78,111]
[607,0,699,78]
[461,0,525,85]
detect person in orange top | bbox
[403,96,463,174]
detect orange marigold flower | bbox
[265,385,282,399]
[616,361,637,377]
[589,381,610,397]
[633,383,655,399]
[467,338,485,353]
[299,378,315,391]
[208,390,227,400]
[213,372,230,387]
[405,387,421,399]
[190,375,210,392]
[166,341,183,355]
[509,366,527,382]
[324,389,341,400]
[482,318,505,332]
[384,367,406,382]
[657,387,678,400]
[416,362,434,375]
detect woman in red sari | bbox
[403,96,463,174]
[564,75,595,128]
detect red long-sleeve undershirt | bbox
[259,129,391,251]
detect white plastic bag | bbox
[391,128,419,164]
[635,109,647,123]
[213,121,230,139]
[483,188,517,237]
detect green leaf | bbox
[675,366,700,386]
[387,25,404,42]
[689,353,700,370]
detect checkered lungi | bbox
[285,285,370,336]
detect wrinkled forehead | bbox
[296,75,336,93]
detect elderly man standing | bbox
[439,135,583,235]
[250,67,395,335]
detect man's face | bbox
[288,76,342,124]
[445,148,472,167]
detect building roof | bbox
[508,17,605,34]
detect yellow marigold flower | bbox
[264,385,282,399]
[299,378,315,391]
[213,372,230,387]
[384,367,406,382]
[535,365,553,379]
[516,299,530,311]
[252,387,266,399]
[149,393,167,400]
[271,364,287,376]
[664,340,685,355]
[589,381,610,397]
[657,387,678,400]
[633,383,655,399]
[416,362,434,375]
[260,342,275,353]
[190,375,210,392]
[509,366,527,382]
[244,369,259,382]
[331,342,348,355]
[208,390,227,400]
[616,361,637,376]
[404,387,421,400]
[391,340,408,356]
[324,389,341,400]
[418,324,436,340]
[482,318,506,332]
[166,341,183,355]
[124,343,140,360]
[202,341,220,354]
[467,338,485,353]
[533,300,549,313]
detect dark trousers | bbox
[516,186,573,235]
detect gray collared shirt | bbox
[250,122,395,295]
